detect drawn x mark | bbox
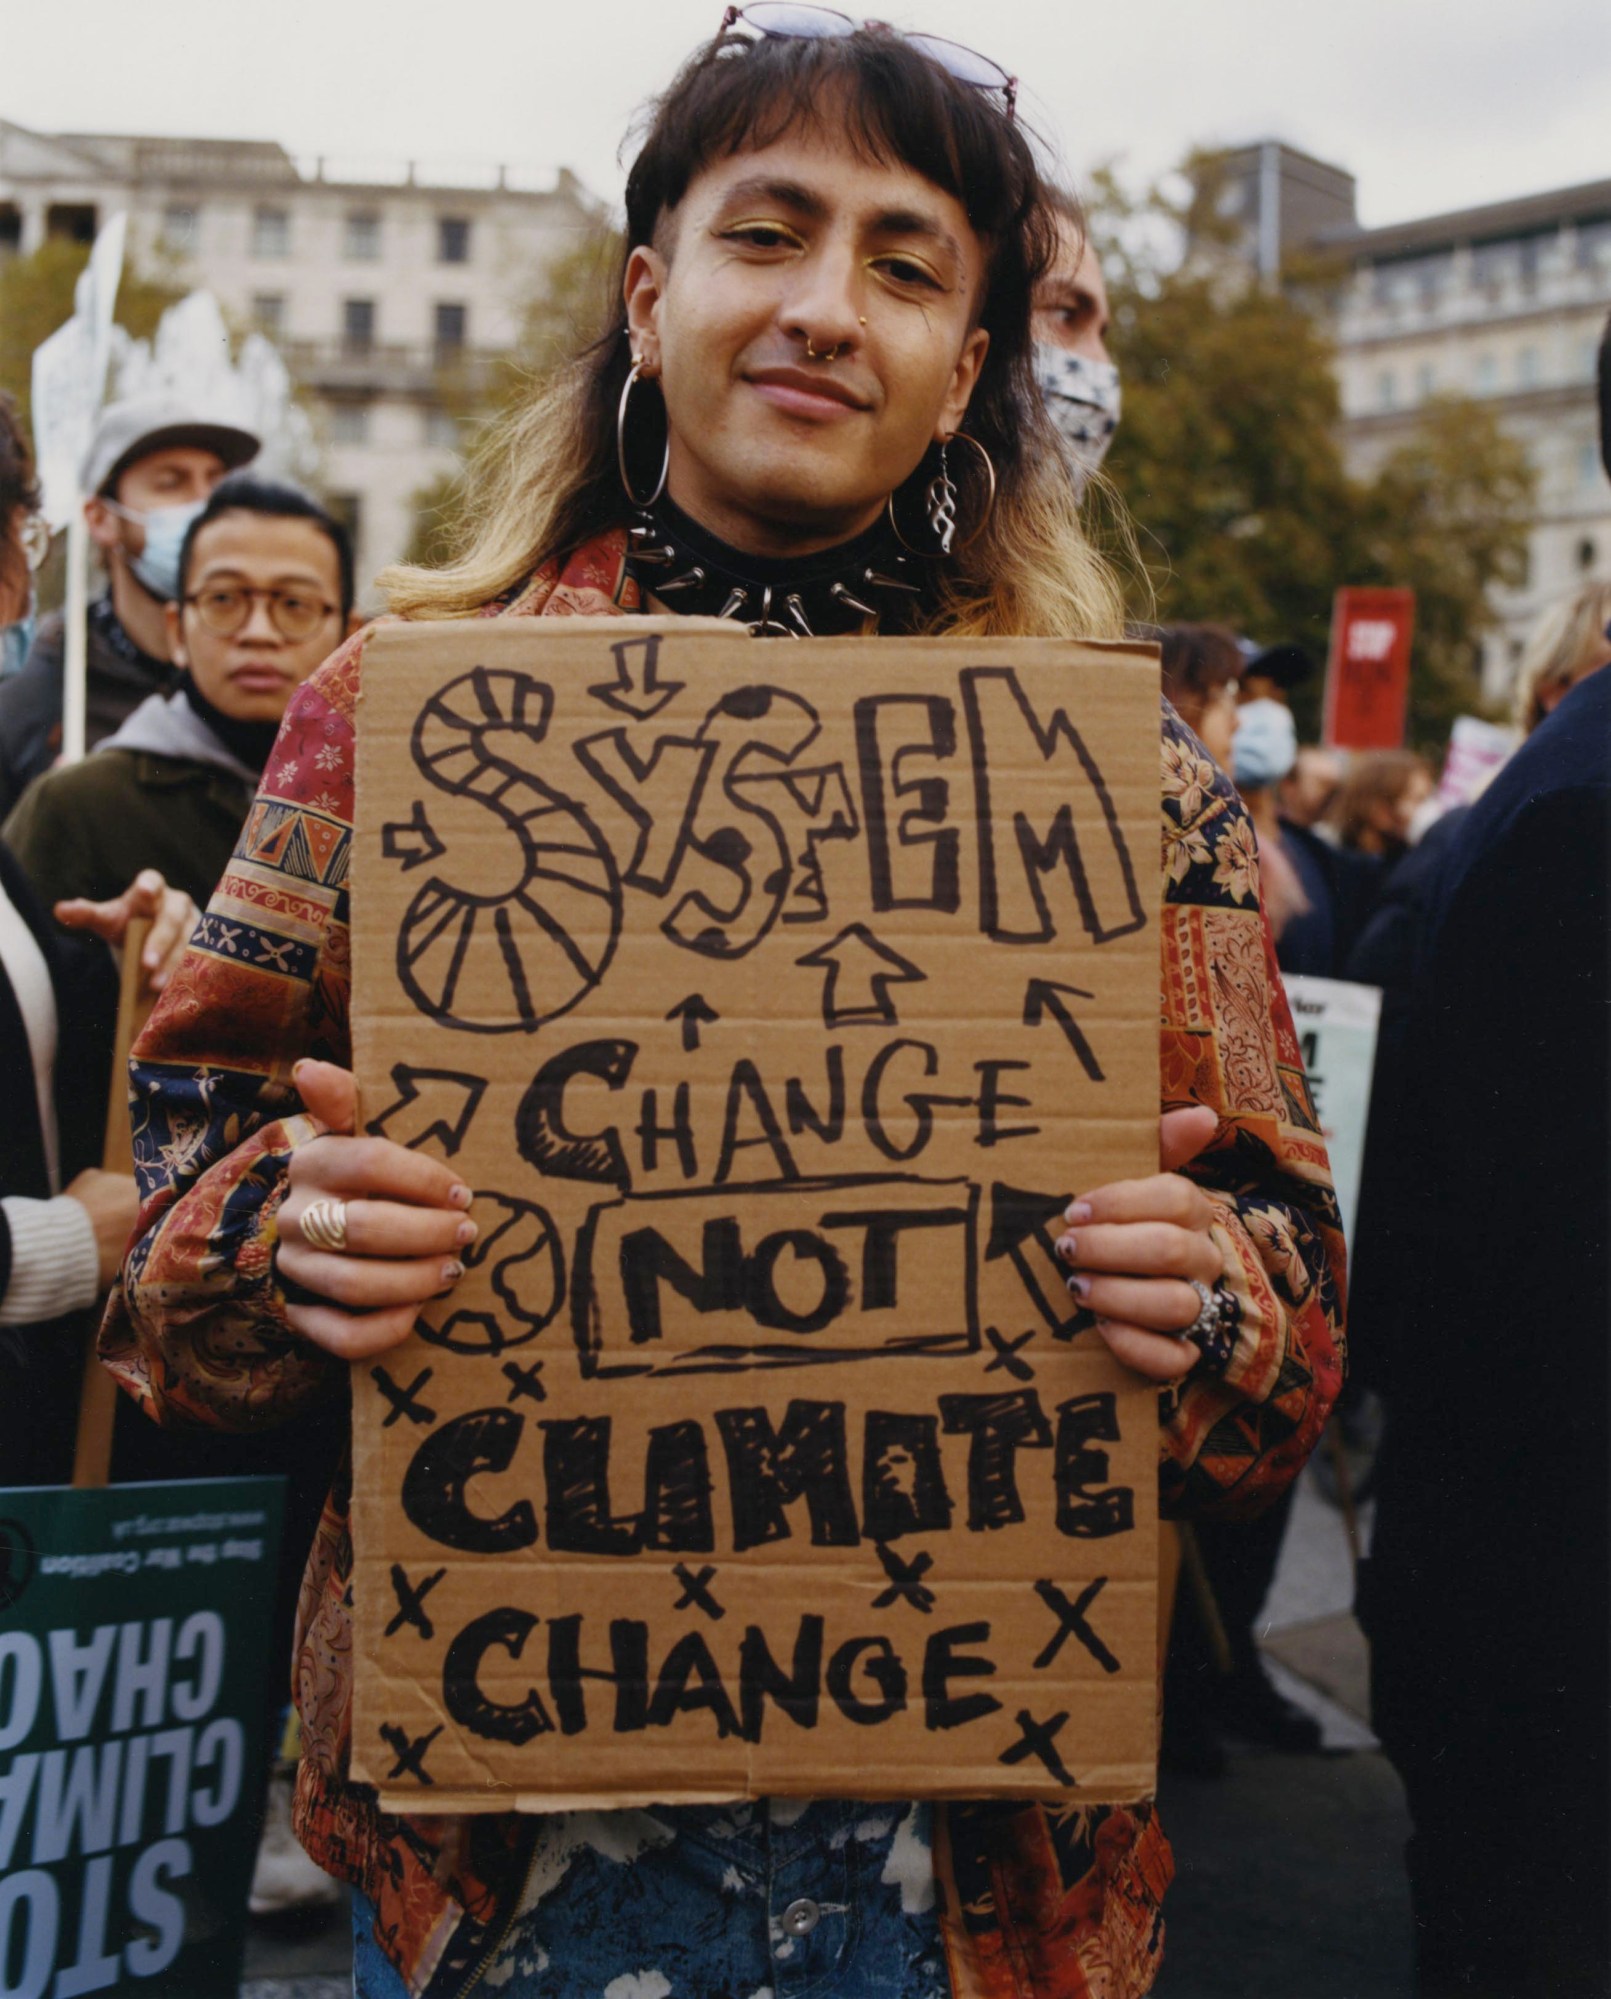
[998,1708,1077,1788]
[1032,1577,1121,1674]
[672,1563,725,1620]
[984,1326,1036,1380]
[371,1364,436,1428]
[872,1541,936,1614]
[380,1722,443,1785]
[501,1359,546,1405]
[384,1562,446,1641]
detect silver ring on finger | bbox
[1179,1276,1231,1344]
[300,1197,350,1254]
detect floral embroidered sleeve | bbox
[99,630,371,1432]
[1153,702,1346,1517]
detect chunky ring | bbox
[1179,1277,1229,1343]
[299,1197,350,1255]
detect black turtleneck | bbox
[623,496,934,637]
[182,676,284,777]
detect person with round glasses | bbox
[3,471,355,917]
[103,22,1344,1999]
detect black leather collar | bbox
[623,497,933,638]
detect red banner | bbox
[1322,588,1416,750]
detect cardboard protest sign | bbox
[0,1476,284,1999]
[1282,974,1381,1243]
[350,619,1161,1812]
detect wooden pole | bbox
[71,917,153,1488]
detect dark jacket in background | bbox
[0,842,118,1486]
[1358,667,1611,1995]
[0,596,175,821]
[3,686,255,914]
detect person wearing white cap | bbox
[0,391,257,816]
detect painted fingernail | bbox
[1065,1200,1093,1225]
[441,1260,464,1283]
[449,1185,471,1208]
[456,1219,478,1245]
[1067,1273,1091,1299]
[1055,1232,1077,1262]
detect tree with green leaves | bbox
[0,238,184,430]
[1088,161,1534,747]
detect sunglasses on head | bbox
[718,3,1017,119]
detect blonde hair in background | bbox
[379,355,1137,644]
[1512,579,1611,734]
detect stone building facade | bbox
[1210,143,1611,707]
[0,121,603,599]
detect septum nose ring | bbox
[804,335,841,363]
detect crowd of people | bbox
[0,13,1606,1998]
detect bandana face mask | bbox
[1033,345,1122,495]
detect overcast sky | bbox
[5,0,1608,226]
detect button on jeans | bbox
[351,1800,948,1998]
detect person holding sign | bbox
[102,17,1344,1998]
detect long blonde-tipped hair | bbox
[1512,579,1611,734]
[382,29,1133,645]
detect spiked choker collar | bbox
[623,497,931,637]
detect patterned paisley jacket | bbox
[102,530,1345,1999]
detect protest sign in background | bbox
[1281,974,1381,1243]
[349,620,1162,1812]
[1322,587,1416,751]
[0,1476,284,1999]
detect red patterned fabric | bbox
[103,531,1344,1999]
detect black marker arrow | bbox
[1022,979,1105,1083]
[382,801,445,874]
[366,1064,487,1156]
[666,993,720,1051]
[986,1181,1079,1335]
[588,633,684,721]
[794,924,927,1029]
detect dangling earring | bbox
[887,432,997,557]
[616,357,670,510]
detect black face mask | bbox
[623,495,933,638]
[181,674,284,776]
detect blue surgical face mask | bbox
[1232,698,1299,791]
[1033,344,1122,498]
[107,498,206,603]
[0,600,36,679]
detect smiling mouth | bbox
[745,368,870,417]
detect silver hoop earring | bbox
[886,432,997,558]
[616,358,670,510]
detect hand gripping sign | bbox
[350,620,1161,1812]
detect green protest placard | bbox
[0,1476,284,1999]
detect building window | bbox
[345,211,381,261]
[1376,370,1396,411]
[251,293,286,338]
[162,204,199,251]
[252,206,290,258]
[46,203,98,245]
[424,407,463,449]
[1576,219,1611,270]
[1517,346,1541,389]
[438,215,471,264]
[0,206,21,257]
[1472,240,1517,292]
[1416,361,1435,399]
[1578,537,1599,572]
[1475,353,1497,394]
[434,302,468,362]
[342,298,377,355]
[329,401,371,446]
[1581,442,1602,488]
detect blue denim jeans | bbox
[352,1799,947,1999]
